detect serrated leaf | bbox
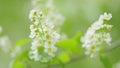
[56,39,80,54]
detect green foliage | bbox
[49,32,82,66]
[72,32,82,43]
[11,39,30,68]
[56,32,82,54]
[58,52,70,63]
[100,54,112,68]
[14,38,30,48]
[12,61,24,68]
[56,39,80,54]
[1,0,120,68]
[11,51,29,68]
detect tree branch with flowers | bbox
[0,0,119,68]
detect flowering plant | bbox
[1,0,119,68]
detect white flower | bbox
[29,24,38,38]
[103,33,112,45]
[44,46,57,57]
[31,37,43,50]
[81,12,112,58]
[29,0,64,62]
[85,45,99,58]
[29,9,37,20]
[34,20,39,25]
[29,28,37,38]
[100,12,112,21]
[29,50,40,61]
[52,31,60,40]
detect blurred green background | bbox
[0,0,120,68]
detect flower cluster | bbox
[32,0,64,28]
[81,12,112,58]
[29,0,64,62]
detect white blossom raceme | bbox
[31,0,65,29]
[29,0,64,62]
[81,12,112,58]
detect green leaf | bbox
[58,52,70,63]
[14,38,30,48]
[56,39,80,54]
[100,54,112,68]
[11,51,29,68]
[12,61,24,68]
[72,32,82,43]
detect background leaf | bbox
[12,61,24,68]
[58,52,70,63]
[100,54,112,68]
[72,32,82,43]
[14,38,30,49]
[56,39,80,54]
[11,51,29,68]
